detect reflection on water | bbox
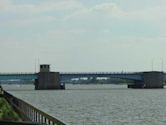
[2,84,166,125]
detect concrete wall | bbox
[35,72,62,90]
[128,71,164,89]
[128,81,144,88]
[143,71,164,88]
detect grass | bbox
[0,97,21,121]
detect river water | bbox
[2,84,166,125]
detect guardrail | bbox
[3,91,65,125]
[60,72,142,75]
[0,73,36,75]
[0,121,46,125]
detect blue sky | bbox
[0,0,166,72]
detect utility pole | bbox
[151,59,154,71]
[161,58,164,72]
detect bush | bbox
[0,98,21,121]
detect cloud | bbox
[0,0,83,15]
[0,0,84,27]
[65,2,166,24]
[65,2,126,20]
[89,3,126,15]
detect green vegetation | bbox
[0,97,21,121]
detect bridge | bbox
[0,73,37,81]
[60,72,143,81]
[0,65,165,89]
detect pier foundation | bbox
[143,71,164,88]
[35,64,65,90]
[128,71,164,89]
[128,81,144,88]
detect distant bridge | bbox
[0,72,166,88]
[0,73,37,81]
[0,72,143,81]
[60,72,143,81]
[0,70,165,89]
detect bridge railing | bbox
[0,73,36,75]
[3,91,65,125]
[60,72,142,75]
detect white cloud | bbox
[65,2,166,25]
[89,3,126,16]
[65,2,126,20]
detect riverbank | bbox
[0,96,21,121]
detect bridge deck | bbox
[0,72,165,82]
[60,72,143,81]
[0,73,37,80]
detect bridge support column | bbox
[35,64,65,90]
[35,72,65,90]
[128,81,144,88]
[143,71,164,88]
[128,71,164,89]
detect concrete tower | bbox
[35,64,65,90]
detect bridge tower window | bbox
[40,64,50,72]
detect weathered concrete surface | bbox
[128,81,144,88]
[128,71,164,89]
[35,72,62,90]
[143,71,164,88]
[35,64,65,90]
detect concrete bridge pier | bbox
[128,81,144,88]
[35,65,65,90]
[128,71,164,89]
[143,71,164,88]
